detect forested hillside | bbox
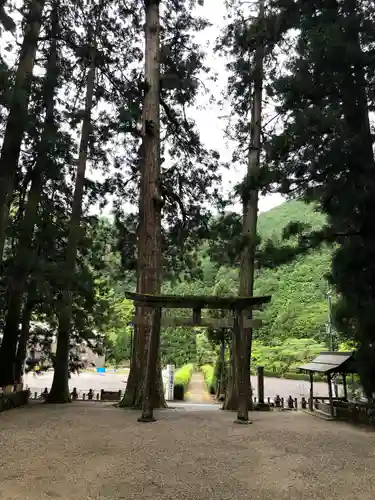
[255,200,331,344]
[198,199,332,346]
[106,199,334,369]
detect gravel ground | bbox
[1,403,375,500]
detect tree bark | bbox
[47,6,99,404]
[0,1,16,31]
[120,0,165,410]
[223,337,238,409]
[0,1,58,388]
[233,0,264,421]
[15,288,35,384]
[0,0,45,259]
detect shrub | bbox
[173,363,194,400]
[201,364,216,394]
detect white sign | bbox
[162,365,175,401]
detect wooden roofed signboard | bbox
[298,352,357,375]
[126,292,271,329]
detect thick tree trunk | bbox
[223,337,238,409]
[0,0,45,259]
[47,9,98,404]
[0,2,58,388]
[120,0,165,410]
[15,290,34,384]
[120,326,165,408]
[227,0,264,420]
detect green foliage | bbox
[80,200,335,373]
[201,364,215,394]
[260,0,375,396]
[206,200,335,346]
[251,338,326,376]
[160,327,197,367]
[173,363,194,400]
[196,331,217,366]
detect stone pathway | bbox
[186,372,215,403]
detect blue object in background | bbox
[96,367,106,373]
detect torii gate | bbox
[125,292,271,424]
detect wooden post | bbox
[309,372,314,411]
[327,372,334,418]
[138,307,162,423]
[235,311,251,424]
[257,366,264,405]
[192,308,201,324]
[217,336,226,399]
[342,373,348,400]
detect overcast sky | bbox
[0,0,285,215]
[191,0,284,213]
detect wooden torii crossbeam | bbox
[125,292,271,424]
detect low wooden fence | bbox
[0,390,29,412]
[5,388,375,427]
[29,388,123,402]
[254,395,307,410]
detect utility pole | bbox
[327,288,338,396]
[326,289,334,351]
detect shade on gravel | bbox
[1,403,375,500]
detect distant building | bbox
[26,322,106,368]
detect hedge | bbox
[201,364,216,394]
[173,363,194,400]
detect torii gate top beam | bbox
[124,292,271,311]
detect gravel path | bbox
[1,403,375,500]
[186,372,214,403]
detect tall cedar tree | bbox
[0,0,59,388]
[236,0,265,421]
[215,0,265,413]
[47,0,102,403]
[265,0,375,395]
[0,0,154,387]
[119,0,221,408]
[120,0,165,409]
[0,0,45,261]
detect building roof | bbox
[299,352,357,374]
[124,292,271,310]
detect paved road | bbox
[24,371,335,399]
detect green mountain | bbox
[255,200,332,345]
[210,200,332,346]
[257,199,326,239]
